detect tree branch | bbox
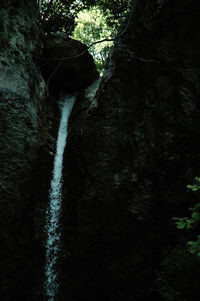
[87,38,114,49]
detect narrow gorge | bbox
[0,0,200,301]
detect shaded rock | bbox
[0,1,47,300]
[41,37,99,93]
[59,1,200,301]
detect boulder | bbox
[41,36,99,92]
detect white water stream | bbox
[44,94,76,300]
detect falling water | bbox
[44,94,76,300]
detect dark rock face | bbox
[60,1,200,300]
[41,37,99,93]
[0,1,47,300]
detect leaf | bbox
[176,221,186,229]
[189,202,200,211]
[191,212,200,222]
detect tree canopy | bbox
[72,7,116,73]
[38,0,132,72]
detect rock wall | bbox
[0,1,47,299]
[60,1,200,300]
[0,2,100,300]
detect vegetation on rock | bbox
[173,177,200,256]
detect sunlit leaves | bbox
[38,0,132,72]
[72,7,116,74]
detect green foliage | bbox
[37,0,131,35]
[187,236,200,256]
[38,0,132,73]
[85,0,132,20]
[173,177,200,256]
[72,6,116,74]
[37,0,83,34]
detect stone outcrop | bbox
[41,36,99,93]
[0,1,47,299]
[60,1,200,300]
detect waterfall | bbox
[44,94,76,300]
